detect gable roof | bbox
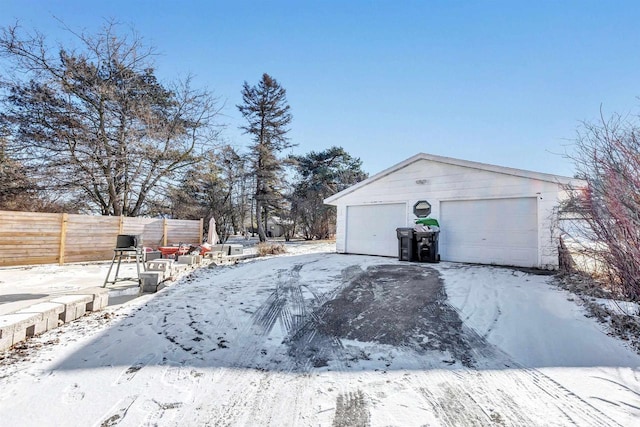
[324,152,578,204]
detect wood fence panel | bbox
[63,214,120,263]
[0,211,62,266]
[166,219,202,246]
[122,218,165,248]
[0,210,202,266]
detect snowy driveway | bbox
[1,250,640,426]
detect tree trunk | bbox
[256,198,267,242]
[263,207,269,238]
[250,196,256,237]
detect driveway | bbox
[1,250,639,426]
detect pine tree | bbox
[237,73,294,241]
[291,147,367,239]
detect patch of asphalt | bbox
[252,263,503,370]
[310,264,496,368]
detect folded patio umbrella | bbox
[207,217,219,244]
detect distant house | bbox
[266,216,285,238]
[324,153,582,269]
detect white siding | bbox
[331,159,553,205]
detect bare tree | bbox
[560,110,640,301]
[0,21,220,216]
[0,123,71,211]
[237,73,293,241]
[0,126,36,210]
[227,151,252,238]
[169,145,251,243]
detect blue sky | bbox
[2,1,639,177]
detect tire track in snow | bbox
[250,265,307,336]
[590,375,640,399]
[402,332,623,427]
[96,395,138,427]
[411,366,623,427]
[521,367,623,426]
[249,262,351,372]
[284,265,358,372]
[184,263,327,425]
[197,261,364,425]
[384,265,625,426]
[284,266,372,425]
[251,289,287,336]
[332,389,370,427]
[420,381,509,426]
[113,352,156,385]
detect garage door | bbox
[440,198,538,267]
[346,203,406,256]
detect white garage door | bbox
[440,198,538,267]
[346,203,406,256]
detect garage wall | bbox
[330,158,565,268]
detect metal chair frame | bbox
[103,235,145,287]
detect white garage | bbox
[324,153,579,269]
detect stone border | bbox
[0,288,109,352]
[0,250,258,352]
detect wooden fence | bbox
[0,210,203,267]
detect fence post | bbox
[119,215,124,234]
[199,218,204,244]
[58,213,68,265]
[163,218,168,246]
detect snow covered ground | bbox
[0,262,141,314]
[1,242,639,426]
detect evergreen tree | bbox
[291,147,367,239]
[237,73,293,241]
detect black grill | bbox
[115,234,142,249]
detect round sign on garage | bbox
[413,200,431,217]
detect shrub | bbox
[561,111,640,301]
[256,242,287,256]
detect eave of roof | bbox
[324,152,581,205]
